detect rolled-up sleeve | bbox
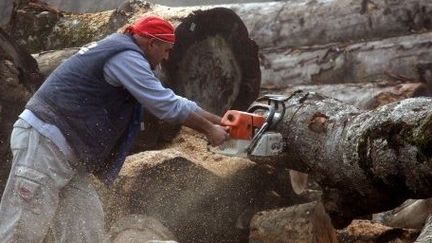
[103,50,199,124]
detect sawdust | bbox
[125,127,254,177]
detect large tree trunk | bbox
[249,91,432,228]
[260,31,432,88]
[235,0,432,49]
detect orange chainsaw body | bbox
[221,110,265,140]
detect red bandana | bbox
[124,16,175,44]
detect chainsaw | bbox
[214,94,289,157]
[212,94,309,195]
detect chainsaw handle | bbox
[247,104,275,125]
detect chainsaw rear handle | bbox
[247,104,275,126]
[245,104,276,154]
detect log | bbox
[260,32,432,88]
[249,201,337,243]
[374,199,432,230]
[248,91,432,228]
[263,81,432,110]
[31,47,79,77]
[8,0,432,52]
[164,7,260,115]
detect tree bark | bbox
[264,81,432,110]
[260,32,432,88]
[248,91,432,228]
[235,0,432,50]
[249,201,337,243]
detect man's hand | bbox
[206,125,229,147]
[182,111,229,146]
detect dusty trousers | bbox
[0,119,107,243]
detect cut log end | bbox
[176,34,242,115]
[165,7,261,115]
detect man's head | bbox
[124,16,175,69]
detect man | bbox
[0,16,228,242]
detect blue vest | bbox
[26,33,145,173]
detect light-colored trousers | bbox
[0,119,107,243]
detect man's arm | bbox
[196,108,223,125]
[103,50,228,145]
[182,111,227,146]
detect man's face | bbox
[145,39,173,69]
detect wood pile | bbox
[1,0,432,242]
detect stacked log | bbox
[6,0,432,89]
